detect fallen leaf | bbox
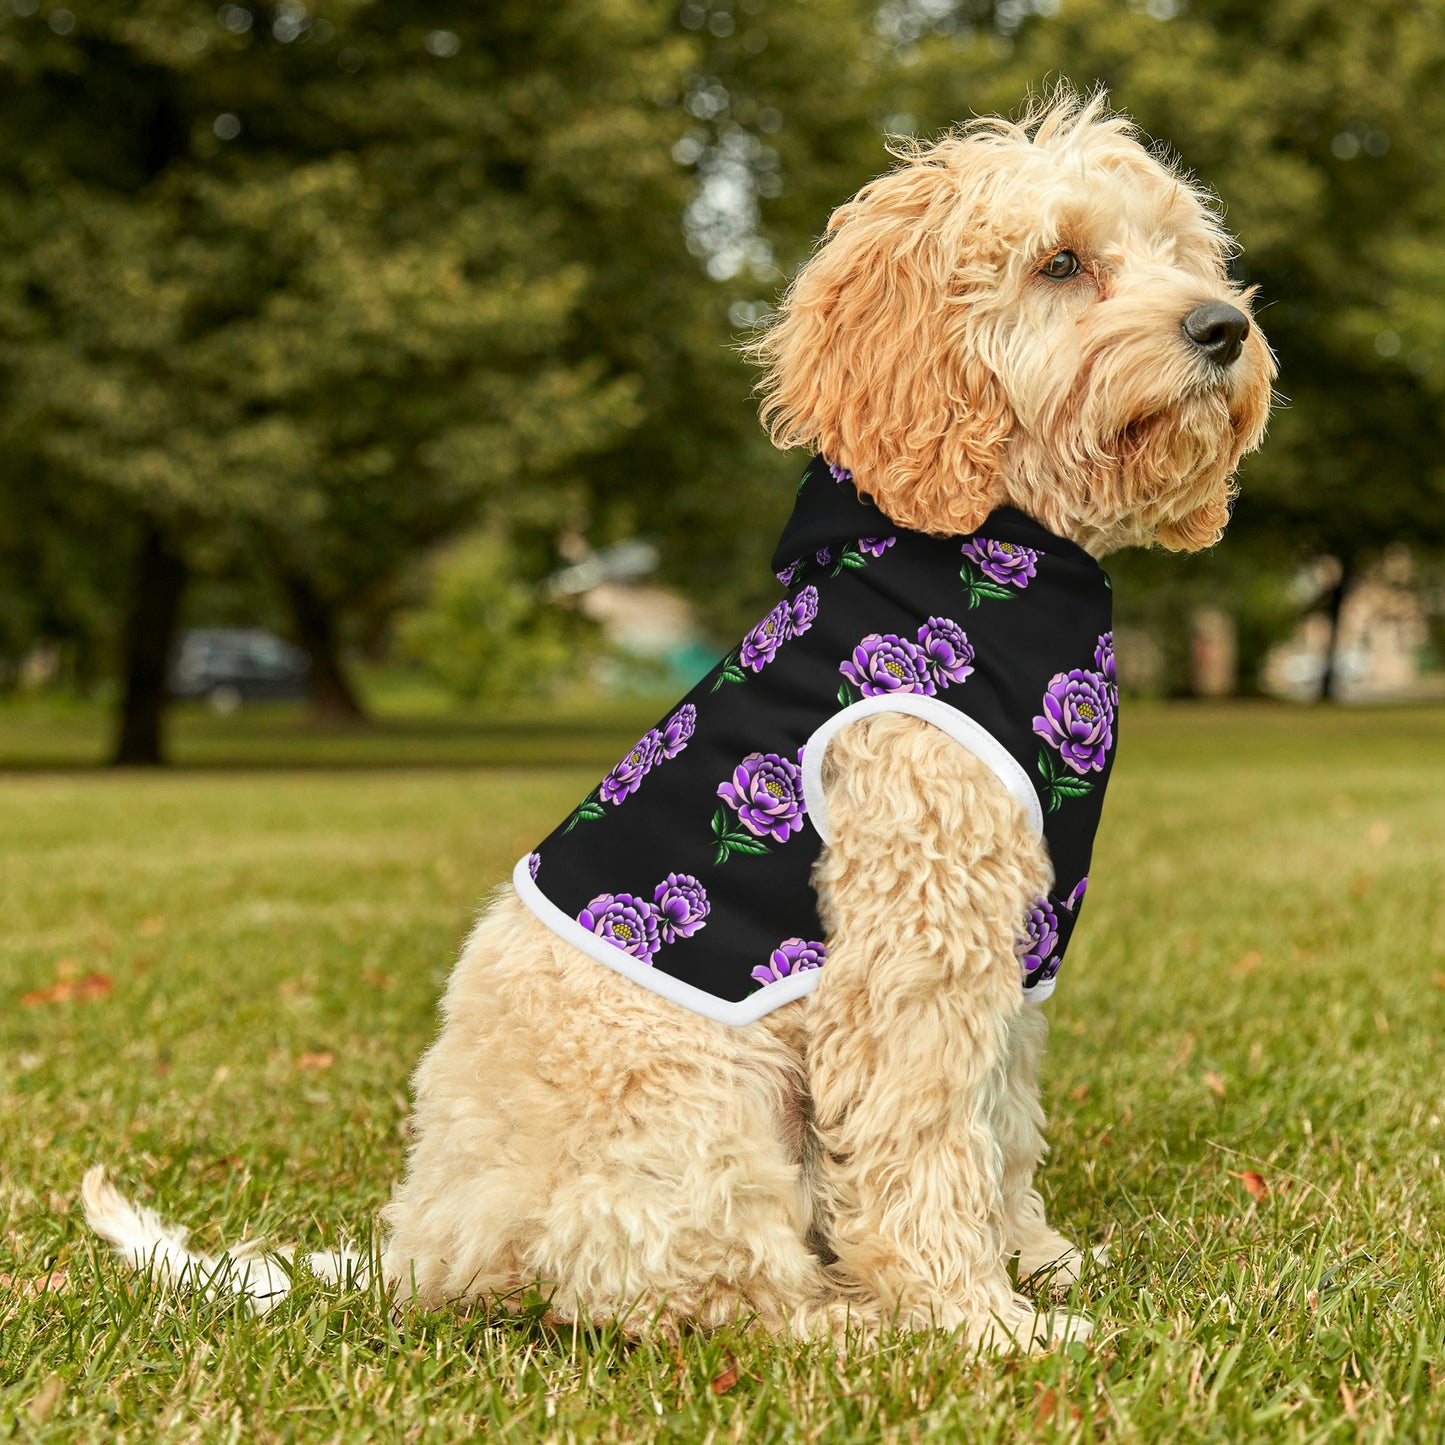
[1348,876,1372,898]
[361,968,394,992]
[1232,949,1263,977]
[27,1375,64,1423]
[1364,822,1391,849]
[1204,1071,1227,1098]
[1433,973,1445,991]
[1034,1386,1058,1426]
[1339,1380,1358,1419]
[138,916,166,937]
[1096,1131,1111,1147]
[296,1051,334,1072]
[0,1268,69,1298]
[710,1358,739,1395]
[1228,1169,1268,1201]
[54,958,78,980]
[21,982,70,1006]
[1070,1083,1089,1103]
[1167,1033,1196,1073]
[21,973,112,1007]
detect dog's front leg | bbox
[806,712,1088,1349]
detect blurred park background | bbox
[3,0,1445,767]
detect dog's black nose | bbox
[1182,302,1250,367]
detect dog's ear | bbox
[748,149,1012,535]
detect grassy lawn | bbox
[2,701,1443,1441]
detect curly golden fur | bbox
[85,89,1273,1352]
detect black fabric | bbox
[521,454,1118,1014]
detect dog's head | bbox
[750,89,1275,554]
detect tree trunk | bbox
[111,522,187,766]
[1317,555,1354,703]
[283,572,366,724]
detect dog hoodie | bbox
[513,454,1118,1026]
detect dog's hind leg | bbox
[993,1005,1095,1291]
[383,893,834,1338]
[805,713,1090,1350]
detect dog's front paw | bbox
[1017,1239,1110,1295]
[970,1296,1093,1353]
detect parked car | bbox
[169,629,310,712]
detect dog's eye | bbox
[1040,250,1081,280]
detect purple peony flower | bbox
[717,751,807,842]
[858,535,895,558]
[827,462,853,484]
[785,585,819,639]
[526,851,541,881]
[775,557,802,586]
[916,616,974,687]
[815,546,833,566]
[578,892,661,962]
[838,633,937,697]
[1094,631,1117,701]
[962,537,1040,587]
[652,872,710,943]
[752,937,828,986]
[600,728,664,804]
[1065,876,1088,911]
[740,601,789,672]
[659,704,696,760]
[1033,669,1114,775]
[1016,898,1060,980]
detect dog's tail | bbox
[81,1165,368,1315]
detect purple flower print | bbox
[1033,669,1114,775]
[717,751,807,842]
[1016,898,1061,981]
[1065,876,1088,911]
[1093,631,1115,684]
[785,584,819,639]
[1094,631,1117,703]
[578,892,661,962]
[857,536,895,559]
[739,601,790,672]
[815,546,833,567]
[752,937,828,987]
[659,704,696,760]
[962,537,1039,588]
[916,616,974,687]
[652,873,710,943]
[526,851,541,881]
[776,557,802,586]
[827,462,853,484]
[599,728,664,804]
[838,633,937,697]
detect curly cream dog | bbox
[85,91,1273,1350]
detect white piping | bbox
[511,856,821,1027]
[799,693,1045,844]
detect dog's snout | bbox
[1182,302,1250,367]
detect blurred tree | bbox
[0,0,690,758]
[396,528,591,704]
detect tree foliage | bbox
[3,0,1444,730]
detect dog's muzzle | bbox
[1182,302,1250,367]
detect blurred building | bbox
[1262,551,1439,701]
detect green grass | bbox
[2,701,1443,1442]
